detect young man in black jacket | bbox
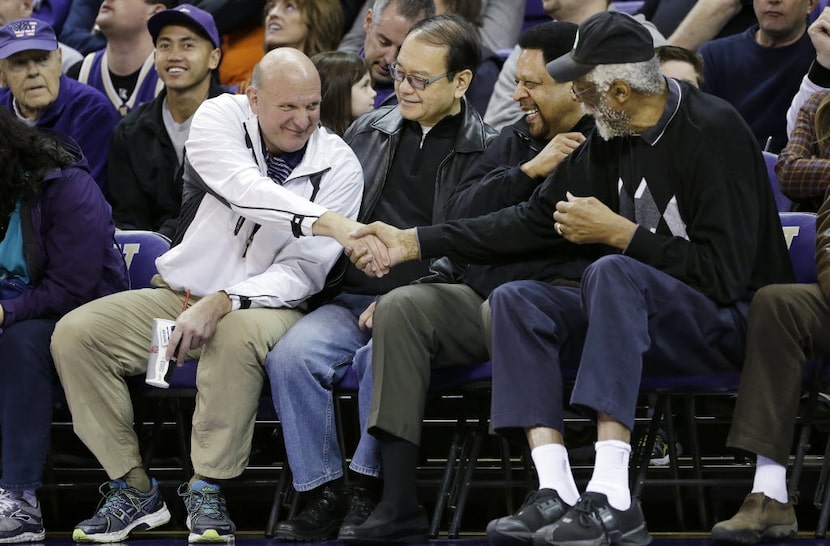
[347,12,794,546]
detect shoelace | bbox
[347,494,374,518]
[185,487,224,520]
[573,496,602,526]
[304,492,336,520]
[97,483,141,517]
[0,490,19,516]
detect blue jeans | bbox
[0,319,57,490]
[265,293,380,491]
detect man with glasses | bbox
[346,11,793,546]
[265,13,496,543]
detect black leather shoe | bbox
[342,487,376,528]
[487,488,572,546]
[337,506,429,543]
[273,484,348,541]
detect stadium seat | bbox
[115,229,170,289]
[763,151,793,212]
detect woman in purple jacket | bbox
[0,107,128,542]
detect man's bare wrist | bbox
[404,228,422,260]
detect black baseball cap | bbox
[546,11,654,83]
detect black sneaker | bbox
[342,487,376,528]
[533,492,652,546]
[487,488,571,546]
[273,484,348,541]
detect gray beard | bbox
[581,100,635,141]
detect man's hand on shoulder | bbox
[520,132,586,180]
[165,291,232,365]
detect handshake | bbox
[312,212,421,277]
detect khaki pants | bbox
[51,277,303,480]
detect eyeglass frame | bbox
[570,83,598,101]
[388,62,454,90]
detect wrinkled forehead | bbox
[2,47,57,63]
[260,74,321,104]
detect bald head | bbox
[251,47,321,91]
[246,47,322,155]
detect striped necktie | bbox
[266,152,292,185]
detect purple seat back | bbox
[114,230,171,289]
[763,151,793,212]
[779,211,817,284]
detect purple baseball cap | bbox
[147,4,221,49]
[0,18,58,60]
[546,11,654,83]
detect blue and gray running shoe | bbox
[73,479,170,543]
[178,480,236,543]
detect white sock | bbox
[531,443,580,506]
[585,439,632,510]
[751,455,788,503]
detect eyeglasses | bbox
[388,62,453,90]
[571,83,597,101]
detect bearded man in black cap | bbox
[343,10,794,546]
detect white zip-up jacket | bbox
[156,94,364,310]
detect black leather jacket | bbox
[344,98,499,224]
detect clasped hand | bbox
[344,221,416,277]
